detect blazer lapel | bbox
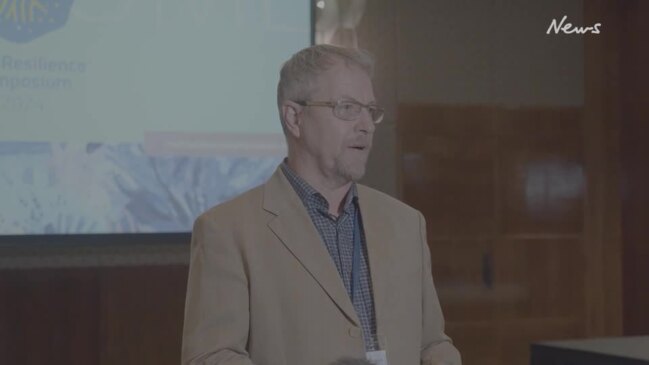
[357,186,391,345]
[263,168,360,326]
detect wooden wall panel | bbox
[618,0,649,335]
[400,105,496,238]
[99,266,188,365]
[583,0,624,337]
[446,322,500,365]
[0,269,100,365]
[429,239,496,322]
[497,109,584,236]
[493,239,584,320]
[498,318,583,365]
[0,266,188,365]
[398,104,608,365]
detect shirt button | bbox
[348,327,362,338]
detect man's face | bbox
[298,60,376,184]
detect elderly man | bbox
[182,45,461,365]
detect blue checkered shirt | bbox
[281,162,378,351]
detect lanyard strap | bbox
[351,207,362,302]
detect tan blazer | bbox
[182,167,461,365]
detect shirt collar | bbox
[280,159,357,215]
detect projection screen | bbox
[0,0,311,239]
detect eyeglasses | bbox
[295,99,384,124]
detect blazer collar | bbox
[263,167,360,325]
[262,167,392,333]
[357,185,391,345]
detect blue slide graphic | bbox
[0,0,74,43]
[0,141,280,234]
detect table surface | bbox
[536,336,649,360]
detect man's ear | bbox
[282,101,302,138]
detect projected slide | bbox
[0,0,310,235]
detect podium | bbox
[531,336,649,365]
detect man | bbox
[182,45,461,365]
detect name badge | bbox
[366,350,389,365]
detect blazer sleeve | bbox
[418,211,462,365]
[182,214,256,365]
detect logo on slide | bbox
[0,0,74,43]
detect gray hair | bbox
[276,44,375,125]
[329,357,374,365]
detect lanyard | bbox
[351,206,362,302]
